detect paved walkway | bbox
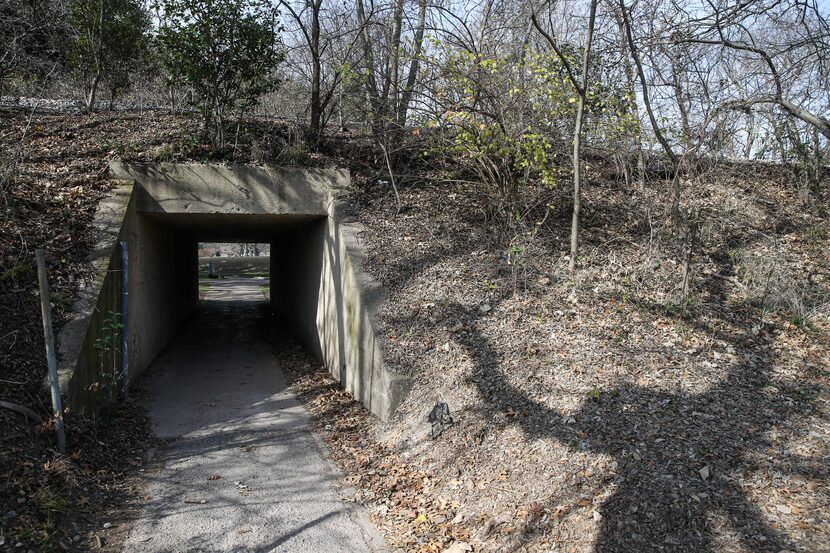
[124,279,384,552]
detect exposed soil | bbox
[1,110,828,552]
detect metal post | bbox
[120,241,129,400]
[35,249,66,454]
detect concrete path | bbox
[124,279,385,553]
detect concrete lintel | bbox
[110,162,344,216]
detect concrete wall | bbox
[58,183,199,412]
[270,220,326,359]
[57,184,132,409]
[123,211,199,384]
[110,163,342,216]
[270,199,411,421]
[59,163,410,421]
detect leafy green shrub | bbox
[69,0,151,110]
[155,0,284,148]
[423,43,636,221]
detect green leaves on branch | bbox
[69,0,151,107]
[154,0,284,148]
[426,43,639,212]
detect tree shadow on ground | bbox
[445,285,824,552]
[343,169,826,551]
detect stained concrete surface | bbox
[124,279,385,552]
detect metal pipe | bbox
[35,249,66,454]
[120,240,129,400]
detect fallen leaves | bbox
[279,344,475,551]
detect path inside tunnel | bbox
[123,278,385,552]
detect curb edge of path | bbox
[303,414,391,553]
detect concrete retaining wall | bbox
[270,207,410,420]
[58,163,409,421]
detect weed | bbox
[8,521,57,553]
[152,143,177,161]
[278,141,310,165]
[32,488,68,523]
[804,223,828,242]
[1,261,32,283]
[49,290,71,312]
[93,310,124,416]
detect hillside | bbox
[1,110,828,552]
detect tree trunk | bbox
[779,99,830,141]
[86,73,101,112]
[308,0,322,144]
[569,0,598,272]
[86,0,106,113]
[387,0,404,119]
[744,110,756,159]
[356,0,382,145]
[614,9,643,183]
[619,0,681,220]
[396,0,427,128]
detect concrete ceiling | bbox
[144,213,324,242]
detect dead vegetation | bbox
[1,109,827,552]
[346,157,830,552]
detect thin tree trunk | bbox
[569,0,598,272]
[86,73,101,112]
[86,0,106,113]
[356,0,382,145]
[387,0,404,118]
[614,9,643,183]
[396,0,427,128]
[744,110,756,159]
[309,0,322,144]
[681,216,699,301]
[619,0,683,220]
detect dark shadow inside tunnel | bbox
[124,212,329,392]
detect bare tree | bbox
[616,0,684,219]
[354,0,428,151]
[678,0,830,141]
[532,0,599,272]
[279,0,361,144]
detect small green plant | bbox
[1,261,32,283]
[152,143,177,161]
[32,487,68,523]
[8,521,57,553]
[790,313,815,331]
[93,310,123,415]
[49,290,72,312]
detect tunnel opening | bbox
[57,164,410,421]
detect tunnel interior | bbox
[131,212,329,378]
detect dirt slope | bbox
[346,162,830,551]
[1,110,827,552]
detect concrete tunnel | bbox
[56,163,409,421]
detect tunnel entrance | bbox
[57,163,410,421]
